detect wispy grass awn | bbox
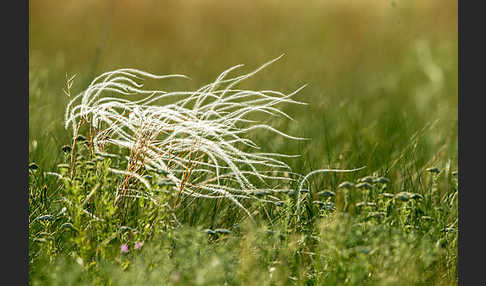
[65,55,364,218]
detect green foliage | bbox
[29,1,457,284]
[29,145,457,285]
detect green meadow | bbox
[29,0,457,285]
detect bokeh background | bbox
[29,1,458,284]
[30,0,457,191]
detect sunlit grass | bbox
[29,0,457,285]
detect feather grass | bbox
[65,55,361,218]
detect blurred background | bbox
[29,0,457,184]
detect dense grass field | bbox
[29,0,457,285]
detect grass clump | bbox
[64,56,308,214]
[63,56,364,220]
[29,2,457,281]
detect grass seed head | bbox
[356,182,373,190]
[358,176,375,183]
[214,228,231,234]
[374,177,390,184]
[426,167,440,174]
[381,193,395,199]
[29,162,39,170]
[65,56,310,217]
[318,190,336,197]
[64,56,366,219]
[61,145,72,153]
[204,229,217,235]
[338,181,355,189]
[394,192,414,201]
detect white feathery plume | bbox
[65,55,361,218]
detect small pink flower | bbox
[121,244,129,253]
[135,241,143,250]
